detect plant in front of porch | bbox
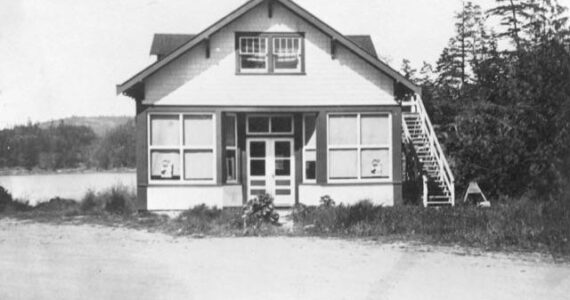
[242,193,280,232]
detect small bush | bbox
[79,185,136,215]
[319,195,335,207]
[0,186,13,212]
[242,194,279,231]
[0,185,32,213]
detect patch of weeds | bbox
[79,185,136,215]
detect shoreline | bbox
[0,167,136,177]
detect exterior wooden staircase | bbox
[402,96,455,207]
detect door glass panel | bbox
[250,142,266,158]
[275,141,291,158]
[276,189,291,195]
[250,160,266,176]
[251,180,266,186]
[248,117,269,133]
[251,189,266,196]
[271,116,292,133]
[305,161,316,180]
[275,159,290,176]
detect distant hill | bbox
[39,116,133,137]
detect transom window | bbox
[149,113,216,183]
[247,115,294,135]
[237,33,304,74]
[327,113,391,182]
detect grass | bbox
[1,184,569,258]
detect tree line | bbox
[400,0,570,201]
[0,120,135,171]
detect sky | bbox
[0,0,568,128]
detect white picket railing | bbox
[402,95,455,206]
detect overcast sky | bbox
[0,0,568,128]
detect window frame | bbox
[246,114,294,135]
[236,32,305,75]
[326,112,392,183]
[302,113,317,183]
[224,113,239,183]
[147,112,217,185]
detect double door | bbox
[247,138,295,206]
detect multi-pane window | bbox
[237,33,304,74]
[327,113,391,181]
[239,36,268,72]
[247,115,293,134]
[224,114,238,183]
[149,114,216,183]
[273,37,302,72]
[303,114,317,182]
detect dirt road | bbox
[0,219,568,300]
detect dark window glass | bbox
[275,141,291,158]
[248,117,269,133]
[226,150,236,182]
[271,116,292,133]
[305,161,316,180]
[250,160,266,176]
[224,115,236,147]
[275,159,291,176]
[250,142,266,157]
[276,189,291,195]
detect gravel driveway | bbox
[0,219,568,300]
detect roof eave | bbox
[117,0,420,97]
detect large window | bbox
[237,33,304,74]
[327,113,391,182]
[303,114,317,182]
[149,113,216,183]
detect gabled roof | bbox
[117,0,420,97]
[150,33,379,59]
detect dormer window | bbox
[237,33,304,74]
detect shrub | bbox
[0,185,32,213]
[242,193,280,231]
[319,195,335,207]
[0,186,13,212]
[79,185,136,215]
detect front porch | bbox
[137,106,402,210]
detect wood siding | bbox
[143,1,395,106]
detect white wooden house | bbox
[117,0,454,210]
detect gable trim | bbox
[117,0,420,97]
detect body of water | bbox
[0,172,136,205]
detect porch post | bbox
[316,110,327,184]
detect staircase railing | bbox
[402,96,455,206]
